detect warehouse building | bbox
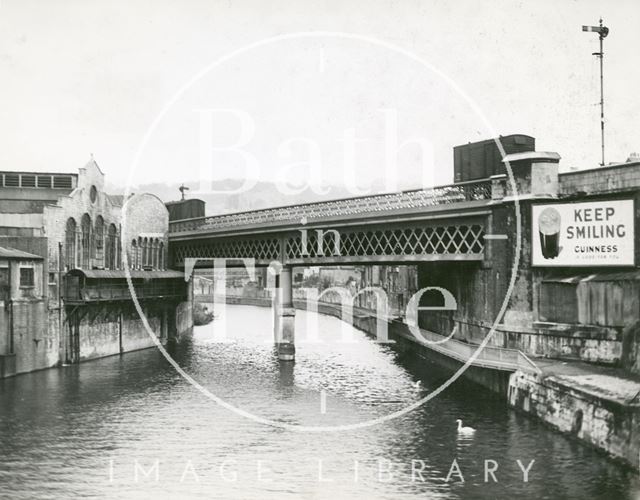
[0,159,191,377]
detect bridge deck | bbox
[168,178,502,266]
[169,178,495,237]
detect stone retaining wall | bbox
[509,371,640,469]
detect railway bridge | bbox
[167,145,562,361]
[167,175,523,360]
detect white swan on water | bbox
[456,419,476,434]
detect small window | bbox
[19,267,35,288]
[21,175,36,187]
[48,272,56,285]
[90,185,98,203]
[4,174,19,187]
[37,176,52,188]
[53,176,72,189]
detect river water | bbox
[0,305,638,499]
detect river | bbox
[0,305,638,499]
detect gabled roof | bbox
[0,246,43,260]
[82,157,105,175]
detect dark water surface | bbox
[0,305,638,499]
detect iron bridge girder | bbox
[169,218,488,268]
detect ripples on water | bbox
[0,305,638,499]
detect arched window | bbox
[80,214,91,269]
[142,237,148,268]
[65,218,77,270]
[152,238,158,269]
[106,224,117,270]
[130,239,137,269]
[159,241,164,270]
[150,238,155,268]
[137,237,143,269]
[117,233,122,270]
[94,216,104,266]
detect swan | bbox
[456,419,476,434]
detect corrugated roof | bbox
[0,246,43,260]
[543,270,640,283]
[67,269,184,279]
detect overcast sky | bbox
[1,0,639,194]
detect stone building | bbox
[0,247,48,377]
[0,159,191,377]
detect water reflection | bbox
[0,305,637,500]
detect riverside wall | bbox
[72,300,193,363]
[509,371,640,470]
[1,299,193,378]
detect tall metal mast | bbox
[582,19,609,166]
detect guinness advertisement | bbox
[532,199,635,267]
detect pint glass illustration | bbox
[538,207,561,259]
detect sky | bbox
[1,0,639,195]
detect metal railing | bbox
[391,325,541,373]
[169,178,493,234]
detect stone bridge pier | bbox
[274,266,295,361]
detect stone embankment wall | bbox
[76,300,194,361]
[76,307,164,361]
[1,299,193,378]
[509,371,640,469]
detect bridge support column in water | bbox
[275,265,295,361]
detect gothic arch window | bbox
[159,241,164,270]
[94,215,104,266]
[152,238,159,269]
[65,217,77,270]
[130,239,137,270]
[80,214,91,269]
[142,237,148,268]
[106,223,117,270]
[138,237,143,269]
[117,232,122,270]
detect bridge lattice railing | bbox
[169,178,493,233]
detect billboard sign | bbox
[532,199,635,267]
